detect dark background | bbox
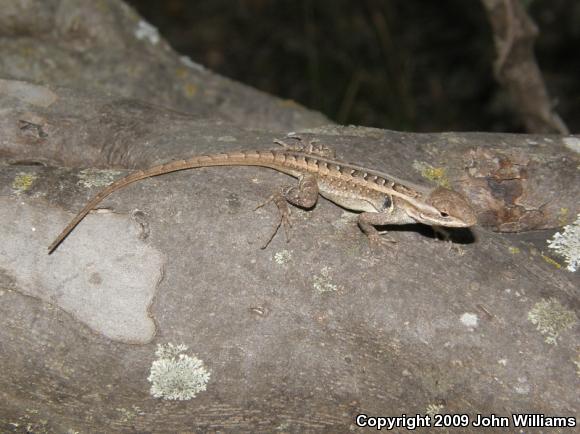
[127,0,579,133]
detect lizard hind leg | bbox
[254,174,319,248]
[254,192,292,249]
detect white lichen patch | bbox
[562,136,580,153]
[7,408,50,434]
[155,342,189,359]
[179,55,205,72]
[425,404,444,417]
[547,214,580,271]
[135,20,160,45]
[274,249,292,264]
[313,266,339,293]
[460,312,478,328]
[528,299,576,345]
[514,377,530,395]
[116,405,145,423]
[11,172,38,193]
[574,354,580,377]
[148,343,211,400]
[77,169,122,188]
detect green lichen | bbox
[557,207,569,226]
[183,82,198,97]
[11,173,38,193]
[508,246,520,254]
[541,254,562,269]
[412,161,451,188]
[528,298,576,345]
[148,343,211,400]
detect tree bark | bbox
[0,1,578,432]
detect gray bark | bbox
[0,1,578,432]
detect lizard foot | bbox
[366,233,398,253]
[432,225,450,241]
[432,226,465,255]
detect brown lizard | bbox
[48,138,477,253]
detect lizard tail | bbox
[47,152,291,253]
[48,169,149,253]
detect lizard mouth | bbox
[447,207,478,227]
[418,213,476,228]
[442,218,473,228]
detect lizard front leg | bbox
[358,205,414,246]
[256,174,319,248]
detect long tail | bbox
[48,151,289,253]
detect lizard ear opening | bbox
[383,195,392,210]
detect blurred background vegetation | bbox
[127,0,579,133]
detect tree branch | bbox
[481,0,569,134]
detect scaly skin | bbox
[48,145,477,253]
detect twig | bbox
[480,0,569,134]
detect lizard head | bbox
[409,187,477,227]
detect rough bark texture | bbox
[0,1,579,433]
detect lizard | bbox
[47,138,477,253]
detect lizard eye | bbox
[440,211,449,217]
